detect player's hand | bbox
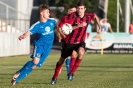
[18,35,24,41]
[78,22,87,27]
[62,35,66,39]
[96,28,101,34]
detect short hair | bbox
[69,5,77,9]
[38,4,50,13]
[67,5,76,10]
[77,0,86,7]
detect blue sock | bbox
[65,58,71,74]
[16,60,35,82]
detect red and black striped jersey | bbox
[65,12,95,44]
[58,15,69,28]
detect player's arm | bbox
[109,26,113,33]
[65,12,85,30]
[100,18,105,23]
[72,22,87,30]
[18,24,37,41]
[94,14,102,34]
[58,15,69,38]
[18,31,30,41]
[57,31,61,42]
[58,27,66,39]
[58,18,67,38]
[67,18,87,30]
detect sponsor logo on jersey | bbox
[42,26,53,35]
[45,26,50,32]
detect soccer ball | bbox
[61,23,73,35]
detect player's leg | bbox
[11,45,42,86]
[71,47,84,74]
[65,56,71,74]
[13,46,51,85]
[37,45,51,67]
[69,51,77,72]
[11,58,40,86]
[50,43,73,84]
[15,58,39,82]
[58,39,65,74]
[50,57,66,84]
[68,43,85,81]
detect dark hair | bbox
[67,5,76,10]
[77,0,86,7]
[38,4,50,13]
[69,5,77,9]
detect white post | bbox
[6,6,8,19]
[130,0,133,21]
[124,0,130,33]
[117,0,119,33]
[104,0,108,18]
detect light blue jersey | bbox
[29,18,56,66]
[29,18,56,47]
[15,18,56,83]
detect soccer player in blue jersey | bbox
[11,4,56,86]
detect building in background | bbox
[0,0,33,57]
[0,0,33,32]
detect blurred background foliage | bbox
[108,0,123,32]
[55,0,99,13]
[41,0,133,32]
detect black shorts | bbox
[61,42,86,58]
[61,39,65,48]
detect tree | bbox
[55,0,99,14]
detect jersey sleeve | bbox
[28,24,38,35]
[49,18,56,25]
[86,12,95,23]
[53,19,56,26]
[58,15,67,28]
[58,12,76,28]
[65,12,76,25]
[52,19,56,28]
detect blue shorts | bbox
[30,44,51,67]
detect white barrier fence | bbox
[0,33,30,57]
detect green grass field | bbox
[0,53,133,88]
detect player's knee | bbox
[78,47,85,56]
[32,58,39,68]
[26,60,37,69]
[33,58,40,64]
[71,51,77,58]
[32,61,37,69]
[31,58,40,69]
[67,56,71,59]
[32,65,37,69]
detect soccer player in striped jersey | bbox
[58,5,77,75]
[50,0,101,84]
[11,4,56,86]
